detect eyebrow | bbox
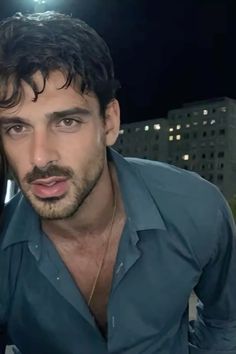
[0,107,91,127]
[48,107,91,119]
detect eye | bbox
[58,119,78,127]
[7,124,27,136]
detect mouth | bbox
[30,177,69,199]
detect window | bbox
[208,163,214,170]
[183,133,189,139]
[169,127,174,132]
[202,131,207,137]
[154,124,161,130]
[218,162,224,169]
[144,125,149,131]
[193,122,198,126]
[217,174,224,181]
[218,151,224,158]
[176,124,181,130]
[155,134,159,140]
[210,119,216,125]
[209,174,214,182]
[119,129,124,134]
[210,152,214,158]
[219,129,225,135]
[186,123,190,128]
[203,120,207,125]
[135,127,141,132]
[169,135,174,141]
[220,106,227,113]
[203,109,208,115]
[202,153,206,159]
[176,134,181,140]
[182,154,189,161]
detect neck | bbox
[41,162,119,242]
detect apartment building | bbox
[114,97,236,200]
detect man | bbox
[0,11,235,354]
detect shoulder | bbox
[125,157,223,209]
[125,157,233,267]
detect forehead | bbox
[0,71,99,118]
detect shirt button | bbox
[111,316,116,328]
[116,262,124,274]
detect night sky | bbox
[0,0,235,123]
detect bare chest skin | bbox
[51,215,126,336]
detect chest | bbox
[54,227,124,335]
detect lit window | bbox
[154,124,161,130]
[193,122,198,126]
[176,134,181,140]
[169,127,174,132]
[193,111,199,116]
[210,119,216,125]
[220,107,227,113]
[169,135,174,141]
[203,109,208,115]
[176,124,181,130]
[186,124,190,128]
[119,129,124,134]
[182,154,189,161]
[135,127,141,132]
[144,125,149,131]
[203,120,207,125]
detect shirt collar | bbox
[1,194,41,250]
[1,149,166,250]
[109,148,166,231]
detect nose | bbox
[30,129,59,168]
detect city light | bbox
[153,124,161,130]
[182,154,189,161]
[33,0,47,12]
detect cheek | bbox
[5,150,29,180]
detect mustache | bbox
[25,165,74,184]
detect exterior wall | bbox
[114,97,236,201]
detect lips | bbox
[31,177,68,199]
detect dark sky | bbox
[0,0,235,123]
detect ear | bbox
[104,99,120,146]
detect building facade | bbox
[114,97,236,201]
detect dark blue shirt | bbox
[1,149,236,354]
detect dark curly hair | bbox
[0,11,120,115]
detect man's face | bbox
[0,71,119,219]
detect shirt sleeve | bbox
[189,201,236,354]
